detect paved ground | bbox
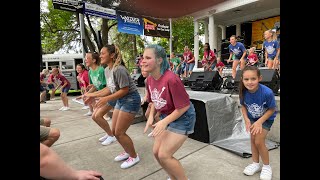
[40,91,280,180]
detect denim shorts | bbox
[250,119,274,131]
[40,84,45,92]
[268,56,275,60]
[174,67,182,75]
[209,62,216,70]
[113,90,141,114]
[187,63,195,71]
[61,86,70,93]
[160,102,196,135]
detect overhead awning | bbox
[101,0,227,18]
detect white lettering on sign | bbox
[120,15,141,25]
[85,2,116,15]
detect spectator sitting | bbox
[40,69,49,103]
[246,47,259,66]
[215,57,225,77]
[40,117,60,147]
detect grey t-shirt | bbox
[104,65,137,94]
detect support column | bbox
[194,20,199,69]
[219,25,226,40]
[236,23,241,37]
[214,24,218,52]
[169,18,172,56]
[209,15,214,51]
[204,20,209,43]
[79,13,86,64]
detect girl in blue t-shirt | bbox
[227,35,247,79]
[263,29,280,69]
[239,66,277,180]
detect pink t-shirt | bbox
[146,70,190,115]
[183,51,194,64]
[47,74,55,83]
[247,53,258,63]
[203,50,215,63]
[78,70,89,88]
[55,74,71,87]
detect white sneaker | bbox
[101,136,117,145]
[104,116,111,121]
[243,163,261,176]
[61,107,70,111]
[260,166,272,180]
[114,152,130,162]
[83,111,92,116]
[59,106,65,110]
[120,155,140,169]
[82,106,89,110]
[98,134,109,142]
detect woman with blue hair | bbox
[142,44,196,180]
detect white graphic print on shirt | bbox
[149,86,167,110]
[107,74,116,94]
[231,47,241,55]
[266,44,275,54]
[245,102,267,118]
[91,74,102,88]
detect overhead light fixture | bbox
[233,9,242,13]
[208,9,216,14]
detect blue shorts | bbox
[160,102,196,135]
[250,119,274,131]
[174,67,182,75]
[180,62,186,72]
[61,86,70,93]
[40,84,45,92]
[113,91,141,114]
[187,63,195,72]
[47,84,55,90]
[268,56,275,60]
[209,62,216,70]
[233,56,242,60]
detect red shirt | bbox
[183,51,194,64]
[55,74,71,87]
[203,50,215,63]
[77,70,89,88]
[247,53,258,63]
[40,73,45,81]
[216,62,225,68]
[146,70,190,115]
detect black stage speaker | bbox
[188,99,209,143]
[234,68,280,93]
[188,71,223,91]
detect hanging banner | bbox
[117,11,143,35]
[52,0,83,13]
[83,2,116,19]
[143,17,170,38]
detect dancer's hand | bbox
[250,121,262,135]
[95,97,108,108]
[83,96,95,105]
[144,115,154,134]
[151,120,168,137]
[244,119,251,133]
